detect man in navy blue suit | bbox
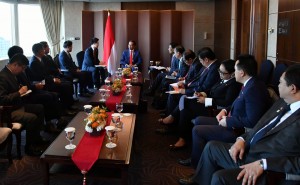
[178,54,272,185]
[120,40,143,70]
[82,37,106,88]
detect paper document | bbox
[95,65,107,68]
[185,96,198,99]
[21,90,32,97]
[165,90,180,94]
[165,75,176,80]
[170,83,179,91]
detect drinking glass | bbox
[99,89,106,102]
[150,61,154,66]
[133,66,138,72]
[111,113,122,131]
[116,103,123,114]
[83,105,92,115]
[105,126,117,148]
[65,127,76,150]
[105,79,110,88]
[118,68,122,73]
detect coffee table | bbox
[41,111,136,185]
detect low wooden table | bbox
[89,85,141,113]
[41,112,136,185]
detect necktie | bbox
[129,50,133,65]
[250,104,290,146]
[187,67,208,87]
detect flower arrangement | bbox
[84,106,108,134]
[122,68,131,77]
[111,78,124,95]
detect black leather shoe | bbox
[178,158,191,166]
[45,122,62,133]
[155,127,169,134]
[78,92,92,97]
[178,176,196,185]
[85,89,95,95]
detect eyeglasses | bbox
[218,69,229,75]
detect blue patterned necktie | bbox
[250,104,290,146]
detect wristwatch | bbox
[259,159,264,169]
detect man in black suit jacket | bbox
[179,64,300,185]
[0,54,47,156]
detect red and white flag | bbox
[103,11,117,75]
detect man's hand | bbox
[53,78,61,84]
[177,81,185,88]
[166,67,171,72]
[218,116,227,127]
[237,160,264,185]
[179,88,185,94]
[197,96,205,104]
[228,139,245,163]
[172,71,177,76]
[18,86,28,95]
[35,83,44,90]
[216,109,227,121]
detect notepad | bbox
[21,90,32,97]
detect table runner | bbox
[71,112,112,174]
[105,86,126,111]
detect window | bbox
[0,2,49,59]
[18,4,48,57]
[0,2,13,59]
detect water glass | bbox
[116,103,123,113]
[155,61,161,67]
[99,89,106,102]
[83,105,92,115]
[150,61,154,66]
[105,126,117,148]
[65,127,76,150]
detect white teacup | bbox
[83,105,92,114]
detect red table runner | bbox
[105,86,126,111]
[71,112,112,173]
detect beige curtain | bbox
[39,0,62,57]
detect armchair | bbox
[0,106,13,163]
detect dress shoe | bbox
[78,92,92,97]
[45,122,62,133]
[85,89,95,95]
[178,158,191,166]
[178,176,196,185]
[64,109,77,116]
[69,105,79,111]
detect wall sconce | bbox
[268,28,274,34]
[203,32,207,40]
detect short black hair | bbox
[40,41,48,48]
[197,47,216,60]
[284,64,300,89]
[174,45,185,54]
[169,42,178,49]
[90,37,99,45]
[9,53,29,66]
[129,40,136,45]
[32,43,44,55]
[63,40,73,48]
[221,59,236,74]
[7,46,23,59]
[236,54,257,77]
[183,49,196,61]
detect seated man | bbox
[178,63,300,185]
[59,40,93,97]
[30,43,75,116]
[120,40,143,70]
[82,37,106,88]
[0,54,47,156]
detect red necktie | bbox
[129,50,133,65]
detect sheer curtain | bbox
[39,0,62,56]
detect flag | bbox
[103,11,117,75]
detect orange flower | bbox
[91,122,100,128]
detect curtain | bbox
[39,0,62,57]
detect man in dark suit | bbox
[0,54,47,156]
[120,40,143,70]
[59,40,93,97]
[82,37,106,88]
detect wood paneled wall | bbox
[82,10,194,77]
[214,0,232,61]
[277,0,300,64]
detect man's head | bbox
[32,43,45,57]
[90,37,99,48]
[197,47,216,67]
[7,53,29,75]
[7,46,23,59]
[174,45,185,59]
[168,42,178,54]
[234,54,257,83]
[128,40,136,51]
[279,64,300,104]
[40,41,50,55]
[183,49,196,66]
[63,40,73,52]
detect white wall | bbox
[267,0,278,65]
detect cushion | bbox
[0,127,12,144]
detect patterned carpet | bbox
[0,94,194,185]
